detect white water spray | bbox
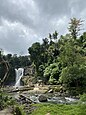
[15,68,24,87]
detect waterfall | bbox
[15,68,24,87]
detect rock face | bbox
[24,65,35,76]
[38,95,47,102]
[22,65,35,85]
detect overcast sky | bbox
[0,0,86,55]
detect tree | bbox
[79,32,86,56]
[53,31,58,42]
[58,37,86,93]
[59,64,86,93]
[44,63,60,84]
[68,18,83,39]
[58,40,78,67]
[42,38,49,47]
[28,42,42,71]
[0,49,10,86]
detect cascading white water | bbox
[15,68,24,87]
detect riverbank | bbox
[30,103,86,115]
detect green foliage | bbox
[28,31,59,80]
[44,63,60,84]
[13,105,26,115]
[0,90,15,110]
[59,65,86,90]
[28,42,43,72]
[9,55,30,68]
[0,89,26,115]
[49,76,58,85]
[58,34,86,94]
[58,39,83,67]
[79,93,86,102]
[38,65,45,80]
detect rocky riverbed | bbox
[1,85,79,115]
[7,85,79,104]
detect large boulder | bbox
[38,95,47,102]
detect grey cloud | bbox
[0,19,39,55]
[34,0,86,35]
[31,0,72,36]
[0,0,37,28]
[35,0,71,18]
[0,0,86,55]
[70,0,86,14]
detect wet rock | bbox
[38,95,47,102]
[19,94,32,104]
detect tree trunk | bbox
[0,56,10,87]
